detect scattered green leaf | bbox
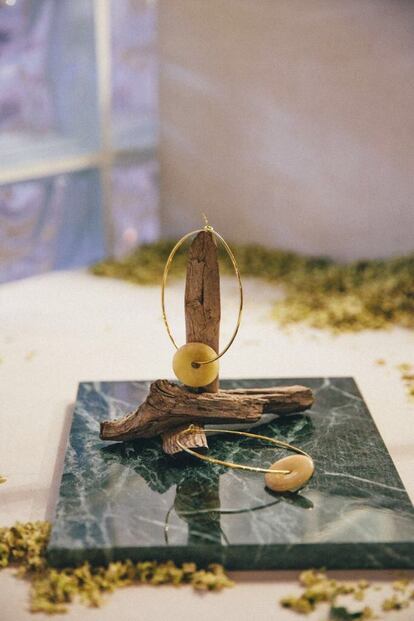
[329,606,365,620]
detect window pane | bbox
[0,0,99,169]
[111,157,159,258]
[111,0,158,151]
[0,170,105,283]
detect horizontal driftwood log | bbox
[100,379,314,444]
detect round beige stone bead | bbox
[264,454,314,493]
[172,342,219,388]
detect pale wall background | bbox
[159,0,414,260]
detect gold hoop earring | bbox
[161,219,243,387]
[176,425,315,493]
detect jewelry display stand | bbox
[100,230,313,454]
[47,228,414,569]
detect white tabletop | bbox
[1,270,413,620]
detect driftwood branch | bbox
[100,379,314,442]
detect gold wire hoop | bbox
[176,425,313,475]
[161,222,243,366]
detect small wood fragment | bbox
[162,424,208,455]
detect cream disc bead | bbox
[265,454,314,493]
[172,342,219,388]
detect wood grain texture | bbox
[184,230,220,392]
[99,379,314,442]
[162,424,208,455]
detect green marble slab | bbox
[47,378,414,569]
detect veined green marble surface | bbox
[48,378,414,569]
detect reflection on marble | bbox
[47,378,414,569]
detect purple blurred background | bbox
[0,0,159,284]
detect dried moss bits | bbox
[0,521,50,573]
[1,524,414,616]
[91,242,414,334]
[397,363,414,400]
[0,522,233,614]
[382,595,409,611]
[280,569,413,617]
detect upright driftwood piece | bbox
[185,231,221,392]
[161,230,221,454]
